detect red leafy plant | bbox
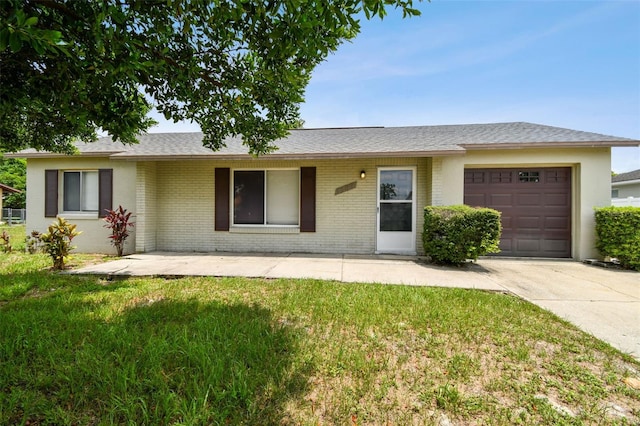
[103,206,134,257]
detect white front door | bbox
[376,167,416,254]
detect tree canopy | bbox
[0,155,25,208]
[1,0,421,155]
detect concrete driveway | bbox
[71,253,640,359]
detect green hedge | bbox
[594,206,640,271]
[423,205,502,265]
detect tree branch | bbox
[29,0,84,21]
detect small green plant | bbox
[103,205,134,257]
[25,230,43,254]
[40,217,81,270]
[435,383,461,412]
[594,206,640,271]
[1,230,11,253]
[423,205,502,265]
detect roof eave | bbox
[461,141,640,150]
[612,179,640,187]
[110,149,465,161]
[4,151,124,159]
[0,185,21,193]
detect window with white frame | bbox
[63,171,99,212]
[233,169,299,226]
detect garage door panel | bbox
[499,238,513,254]
[490,171,513,183]
[516,238,541,253]
[500,215,513,231]
[544,193,570,207]
[517,193,541,205]
[545,169,570,183]
[465,171,486,184]
[544,216,570,230]
[489,193,513,207]
[541,239,571,256]
[463,167,571,258]
[518,216,541,229]
[465,193,487,207]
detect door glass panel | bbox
[380,170,413,200]
[380,203,412,231]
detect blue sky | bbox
[151,0,640,172]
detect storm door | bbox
[376,167,416,254]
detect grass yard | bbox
[1,225,639,425]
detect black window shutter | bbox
[215,168,230,231]
[44,170,58,218]
[98,169,113,218]
[300,167,316,232]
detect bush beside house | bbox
[595,206,640,271]
[423,205,502,265]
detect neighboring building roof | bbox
[612,169,640,183]
[9,122,640,160]
[0,183,20,193]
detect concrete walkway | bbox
[71,252,640,359]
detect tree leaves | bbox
[0,0,422,155]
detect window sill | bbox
[59,213,99,220]
[229,226,300,234]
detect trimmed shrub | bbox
[423,205,502,265]
[594,206,640,271]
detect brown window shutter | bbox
[44,169,58,217]
[215,168,230,231]
[300,167,316,232]
[98,169,113,218]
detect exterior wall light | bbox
[360,170,366,179]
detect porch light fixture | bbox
[360,170,366,179]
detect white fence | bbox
[612,197,640,207]
[1,208,26,224]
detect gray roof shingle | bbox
[12,122,639,159]
[612,169,640,182]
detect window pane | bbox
[63,172,81,211]
[380,170,412,200]
[380,202,412,231]
[267,170,299,225]
[82,171,99,211]
[234,171,265,224]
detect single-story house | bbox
[0,182,21,217]
[8,122,640,259]
[612,169,640,199]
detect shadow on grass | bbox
[1,291,308,425]
[0,269,133,302]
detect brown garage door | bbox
[464,167,571,258]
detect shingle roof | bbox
[612,169,640,183]
[11,122,640,160]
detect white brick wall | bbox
[431,157,443,206]
[136,162,157,252]
[152,157,430,254]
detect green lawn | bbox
[1,225,639,425]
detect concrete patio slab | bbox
[70,253,639,359]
